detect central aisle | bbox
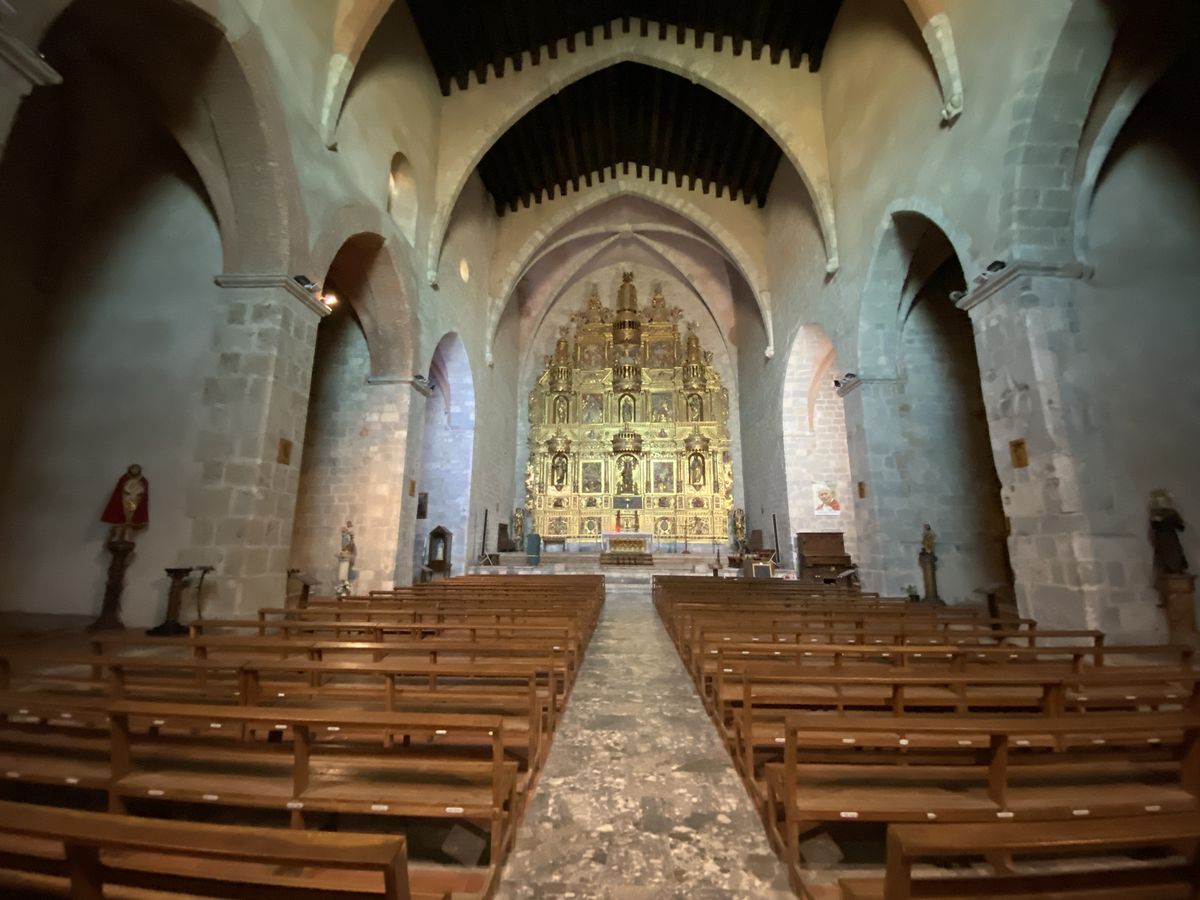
[497,576,792,899]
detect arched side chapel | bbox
[0,1,1193,633]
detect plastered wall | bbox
[0,63,222,625]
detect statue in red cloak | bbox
[101,464,149,542]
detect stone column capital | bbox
[956,259,1091,312]
[835,376,899,399]
[366,374,433,397]
[214,273,331,319]
[0,29,61,88]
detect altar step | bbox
[599,552,654,566]
[466,550,728,578]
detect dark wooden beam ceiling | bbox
[476,63,784,215]
[407,0,843,96]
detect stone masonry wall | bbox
[290,303,411,592]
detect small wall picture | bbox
[813,482,842,516]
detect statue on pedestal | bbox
[101,464,149,542]
[335,519,356,598]
[90,464,150,632]
[733,508,747,548]
[1150,491,1196,644]
[918,523,940,604]
[1150,490,1189,576]
[512,507,526,544]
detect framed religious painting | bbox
[581,461,603,494]
[578,340,606,369]
[652,460,675,494]
[649,392,674,422]
[647,339,674,368]
[581,393,605,424]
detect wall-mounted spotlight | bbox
[321,292,339,308]
[834,372,858,390]
[986,260,1007,273]
[292,275,318,292]
[413,373,435,391]
[949,289,966,302]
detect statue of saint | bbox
[551,454,568,489]
[1150,490,1189,576]
[687,394,703,421]
[618,456,637,494]
[689,453,705,488]
[101,464,149,542]
[554,395,569,424]
[339,520,356,559]
[920,523,936,556]
[512,508,526,543]
[733,508,747,545]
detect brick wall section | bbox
[412,335,475,577]
[183,280,322,616]
[782,326,858,561]
[289,304,411,591]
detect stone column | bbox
[181,275,327,616]
[1158,575,1197,646]
[394,378,432,586]
[840,377,920,595]
[345,377,415,591]
[0,27,61,160]
[958,262,1159,637]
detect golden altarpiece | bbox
[525,273,733,547]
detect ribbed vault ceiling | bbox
[408,0,843,95]
[476,63,783,214]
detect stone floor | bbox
[496,577,793,900]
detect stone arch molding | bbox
[516,232,738,386]
[309,206,419,381]
[997,0,1118,265]
[484,176,774,365]
[429,30,839,282]
[320,0,394,149]
[902,0,965,123]
[18,0,309,274]
[855,200,979,379]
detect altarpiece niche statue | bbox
[524,274,733,542]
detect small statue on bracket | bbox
[1150,490,1189,576]
[920,523,936,556]
[918,523,940,604]
[335,519,356,598]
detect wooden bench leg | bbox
[65,843,104,900]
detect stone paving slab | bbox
[497,579,792,899]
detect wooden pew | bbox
[764,710,1200,888]
[0,799,417,899]
[105,701,519,865]
[723,666,1200,791]
[0,692,520,875]
[839,812,1200,899]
